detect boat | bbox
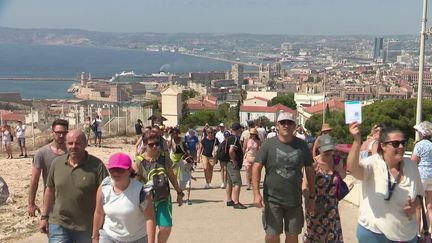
[109,71,145,83]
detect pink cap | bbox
[108,153,131,169]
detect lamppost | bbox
[416,0,432,141]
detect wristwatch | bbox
[40,215,49,220]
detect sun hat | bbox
[318,134,335,152]
[250,127,258,134]
[414,121,432,137]
[108,153,132,170]
[277,112,296,122]
[321,123,332,132]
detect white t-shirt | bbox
[215,130,225,143]
[101,177,149,242]
[266,131,277,139]
[16,125,26,139]
[358,154,424,241]
[256,127,266,141]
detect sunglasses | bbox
[147,142,160,147]
[53,131,68,135]
[383,140,406,148]
[279,120,295,126]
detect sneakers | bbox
[247,185,251,190]
[220,183,225,189]
[233,202,247,209]
[187,200,192,205]
[226,200,235,207]
[204,183,210,189]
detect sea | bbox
[0,43,232,99]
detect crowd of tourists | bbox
[2,111,432,243]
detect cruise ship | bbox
[109,71,145,83]
[109,70,172,83]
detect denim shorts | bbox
[48,223,91,243]
[356,224,417,243]
[99,229,148,243]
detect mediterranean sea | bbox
[0,43,232,99]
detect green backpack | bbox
[135,154,170,202]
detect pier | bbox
[0,77,77,81]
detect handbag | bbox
[419,196,432,243]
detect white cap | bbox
[277,112,296,123]
[219,123,224,127]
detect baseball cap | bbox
[318,134,335,152]
[219,123,225,127]
[277,112,296,123]
[108,153,132,170]
[223,130,231,136]
[231,122,241,130]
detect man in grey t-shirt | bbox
[252,112,316,243]
[27,119,69,217]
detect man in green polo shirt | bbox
[39,129,108,243]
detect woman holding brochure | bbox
[347,122,423,242]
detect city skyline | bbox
[0,0,424,35]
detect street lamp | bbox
[416,0,432,141]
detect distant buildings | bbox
[373,37,384,62]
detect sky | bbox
[0,0,424,35]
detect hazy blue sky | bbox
[0,0,424,35]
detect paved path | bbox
[17,166,360,243]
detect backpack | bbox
[217,136,243,169]
[91,119,97,132]
[135,154,170,202]
[216,139,229,162]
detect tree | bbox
[255,116,274,129]
[180,89,199,121]
[271,94,297,110]
[179,110,219,131]
[304,99,432,145]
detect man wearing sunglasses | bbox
[27,119,69,217]
[252,112,315,243]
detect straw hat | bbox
[321,123,332,132]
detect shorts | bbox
[2,141,11,146]
[94,131,102,139]
[356,224,417,243]
[189,150,197,159]
[422,178,432,191]
[154,199,173,227]
[220,160,228,167]
[179,180,191,190]
[18,138,26,147]
[201,155,216,169]
[99,229,148,243]
[262,202,304,235]
[226,161,242,186]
